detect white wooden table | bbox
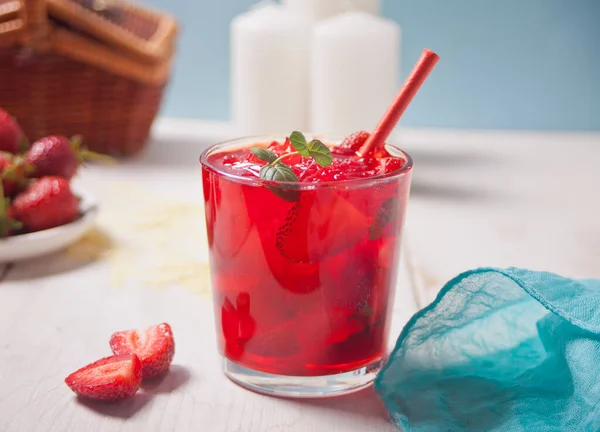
[0,120,598,431]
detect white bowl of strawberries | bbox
[0,109,101,263]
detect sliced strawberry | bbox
[320,238,379,311]
[221,296,256,360]
[65,354,142,401]
[109,323,175,379]
[333,131,370,156]
[213,177,252,260]
[369,196,399,240]
[222,154,240,166]
[276,191,370,263]
[268,138,291,155]
[378,157,406,174]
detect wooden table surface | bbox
[1,120,598,431]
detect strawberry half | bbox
[109,323,175,379]
[221,296,256,360]
[212,177,252,260]
[332,131,370,156]
[65,354,142,401]
[276,191,370,263]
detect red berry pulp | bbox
[201,134,412,376]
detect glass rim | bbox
[199,133,414,189]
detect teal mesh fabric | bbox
[375,267,600,432]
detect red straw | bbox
[359,48,440,156]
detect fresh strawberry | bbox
[110,323,175,379]
[24,135,113,180]
[332,131,370,156]
[276,191,370,263]
[268,138,292,155]
[24,135,80,179]
[65,354,142,401]
[10,176,79,232]
[0,109,24,154]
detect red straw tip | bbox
[359,48,440,156]
[423,48,440,62]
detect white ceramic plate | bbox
[0,189,98,263]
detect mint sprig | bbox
[288,131,333,166]
[249,132,333,202]
[250,131,333,188]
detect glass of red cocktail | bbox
[200,132,412,397]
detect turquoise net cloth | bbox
[374,267,600,432]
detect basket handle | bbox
[22,0,50,45]
[0,1,25,45]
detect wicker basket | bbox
[0,0,178,156]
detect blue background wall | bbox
[145,0,599,131]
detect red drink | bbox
[201,133,412,397]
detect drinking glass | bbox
[200,134,413,398]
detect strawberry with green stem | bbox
[11,176,79,232]
[23,135,115,180]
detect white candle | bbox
[282,0,381,21]
[310,11,400,135]
[231,2,312,134]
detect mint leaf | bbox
[289,131,309,157]
[251,147,278,164]
[308,140,333,167]
[259,163,300,202]
[266,186,300,203]
[260,164,299,182]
